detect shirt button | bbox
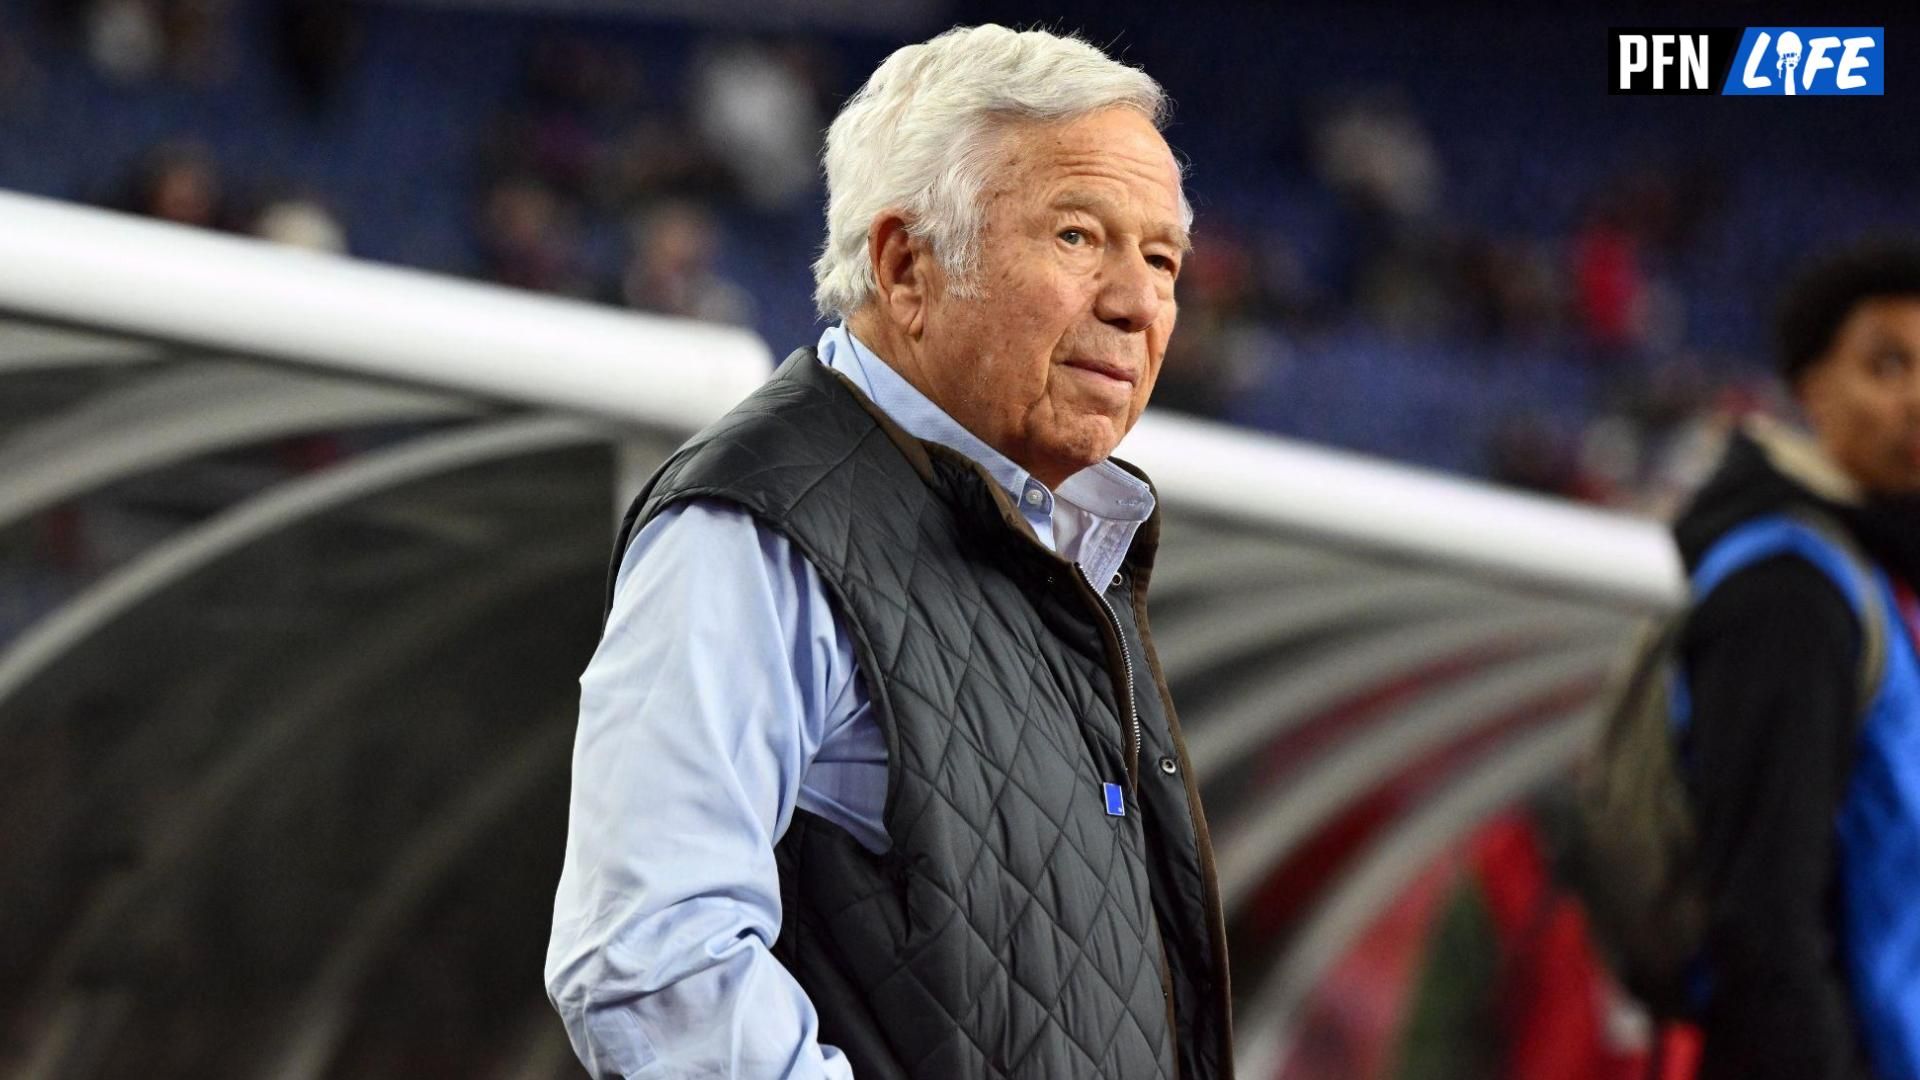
[1159,756,1178,775]
[1024,488,1044,507]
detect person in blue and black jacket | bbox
[1673,243,1920,1080]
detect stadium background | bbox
[0,1,1908,1077]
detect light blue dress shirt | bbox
[546,325,1156,1078]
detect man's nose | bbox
[1094,250,1165,334]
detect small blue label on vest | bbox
[1103,782,1125,816]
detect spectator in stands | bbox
[1311,87,1448,336]
[617,199,754,326]
[77,0,165,83]
[1312,88,1438,226]
[1571,196,1649,353]
[475,176,588,296]
[250,195,347,254]
[1670,242,1920,1080]
[547,24,1232,1080]
[68,0,231,85]
[688,36,827,213]
[115,141,225,229]
[1571,177,1688,360]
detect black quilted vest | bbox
[609,349,1233,1079]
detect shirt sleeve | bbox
[545,499,860,1080]
[1681,556,1869,1080]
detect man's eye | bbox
[1059,228,1087,246]
[1149,255,1179,276]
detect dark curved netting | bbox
[0,444,615,1079]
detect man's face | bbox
[1800,297,1920,495]
[911,107,1187,487]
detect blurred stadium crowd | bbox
[0,0,1913,508]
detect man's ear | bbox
[868,212,930,338]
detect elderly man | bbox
[547,24,1232,1080]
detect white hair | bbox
[812,24,1190,320]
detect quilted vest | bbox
[609,348,1233,1079]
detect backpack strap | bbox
[1686,511,1889,722]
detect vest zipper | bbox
[1081,565,1142,791]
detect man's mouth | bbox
[1063,358,1138,386]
